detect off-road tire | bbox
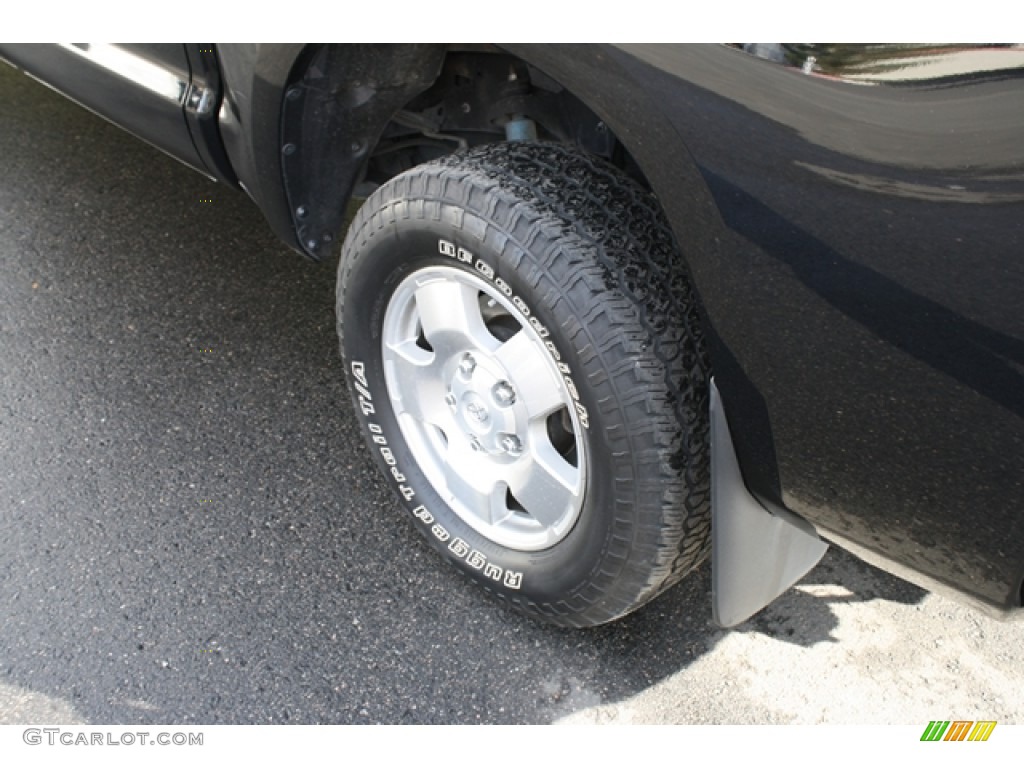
[336,142,710,627]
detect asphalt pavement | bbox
[1,62,1021,726]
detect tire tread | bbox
[338,142,710,627]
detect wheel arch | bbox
[227,44,726,272]
[496,45,725,277]
[217,43,448,259]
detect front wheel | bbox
[337,143,710,627]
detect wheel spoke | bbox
[493,331,565,419]
[507,438,580,529]
[383,340,452,429]
[414,279,496,356]
[441,440,506,526]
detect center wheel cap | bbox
[461,392,491,429]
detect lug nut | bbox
[458,353,477,378]
[492,381,516,407]
[470,437,484,452]
[498,433,522,457]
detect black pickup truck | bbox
[2,43,1022,628]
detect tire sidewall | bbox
[340,197,627,614]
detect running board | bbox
[710,380,828,627]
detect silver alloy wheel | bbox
[381,265,586,551]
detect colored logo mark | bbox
[920,720,996,742]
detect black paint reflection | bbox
[612,44,1024,608]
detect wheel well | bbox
[279,45,652,260]
[361,48,650,192]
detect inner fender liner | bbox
[281,44,446,260]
